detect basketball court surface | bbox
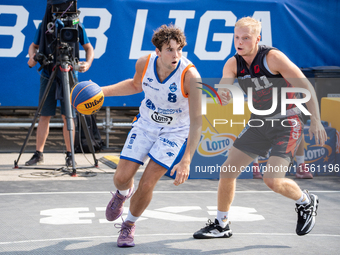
[0,152,339,255]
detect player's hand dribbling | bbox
[170,161,190,186]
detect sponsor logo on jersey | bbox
[166,152,175,157]
[146,99,156,110]
[169,82,177,92]
[143,82,159,91]
[129,133,137,145]
[290,116,301,140]
[159,137,178,147]
[151,112,173,124]
[254,64,260,73]
[237,74,251,79]
[157,107,183,114]
[147,78,153,82]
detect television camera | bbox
[51,0,79,44]
[33,1,82,71]
[17,0,98,175]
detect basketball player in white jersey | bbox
[101,24,202,247]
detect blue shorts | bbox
[39,73,75,117]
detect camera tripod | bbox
[14,45,98,176]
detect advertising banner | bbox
[1,0,340,107]
[258,124,337,177]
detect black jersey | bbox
[234,45,298,119]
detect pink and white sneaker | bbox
[105,185,134,221]
[116,220,136,247]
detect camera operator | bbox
[26,0,94,166]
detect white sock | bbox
[296,191,310,205]
[253,157,258,164]
[216,210,229,228]
[295,155,304,166]
[125,209,139,223]
[118,189,129,196]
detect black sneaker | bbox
[295,190,319,236]
[65,152,77,167]
[193,219,232,239]
[25,151,44,166]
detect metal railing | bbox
[0,107,132,149]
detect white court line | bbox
[1,232,340,245]
[0,190,340,196]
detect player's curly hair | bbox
[151,24,187,51]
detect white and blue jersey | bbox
[120,53,196,169]
[137,52,193,130]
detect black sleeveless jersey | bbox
[234,45,297,119]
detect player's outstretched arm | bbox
[101,55,148,97]
[217,57,237,105]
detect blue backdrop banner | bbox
[1,0,339,107]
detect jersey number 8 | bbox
[168,93,177,103]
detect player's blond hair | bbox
[152,24,187,51]
[235,17,261,36]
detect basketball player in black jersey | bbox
[193,17,327,239]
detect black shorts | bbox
[233,114,304,163]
